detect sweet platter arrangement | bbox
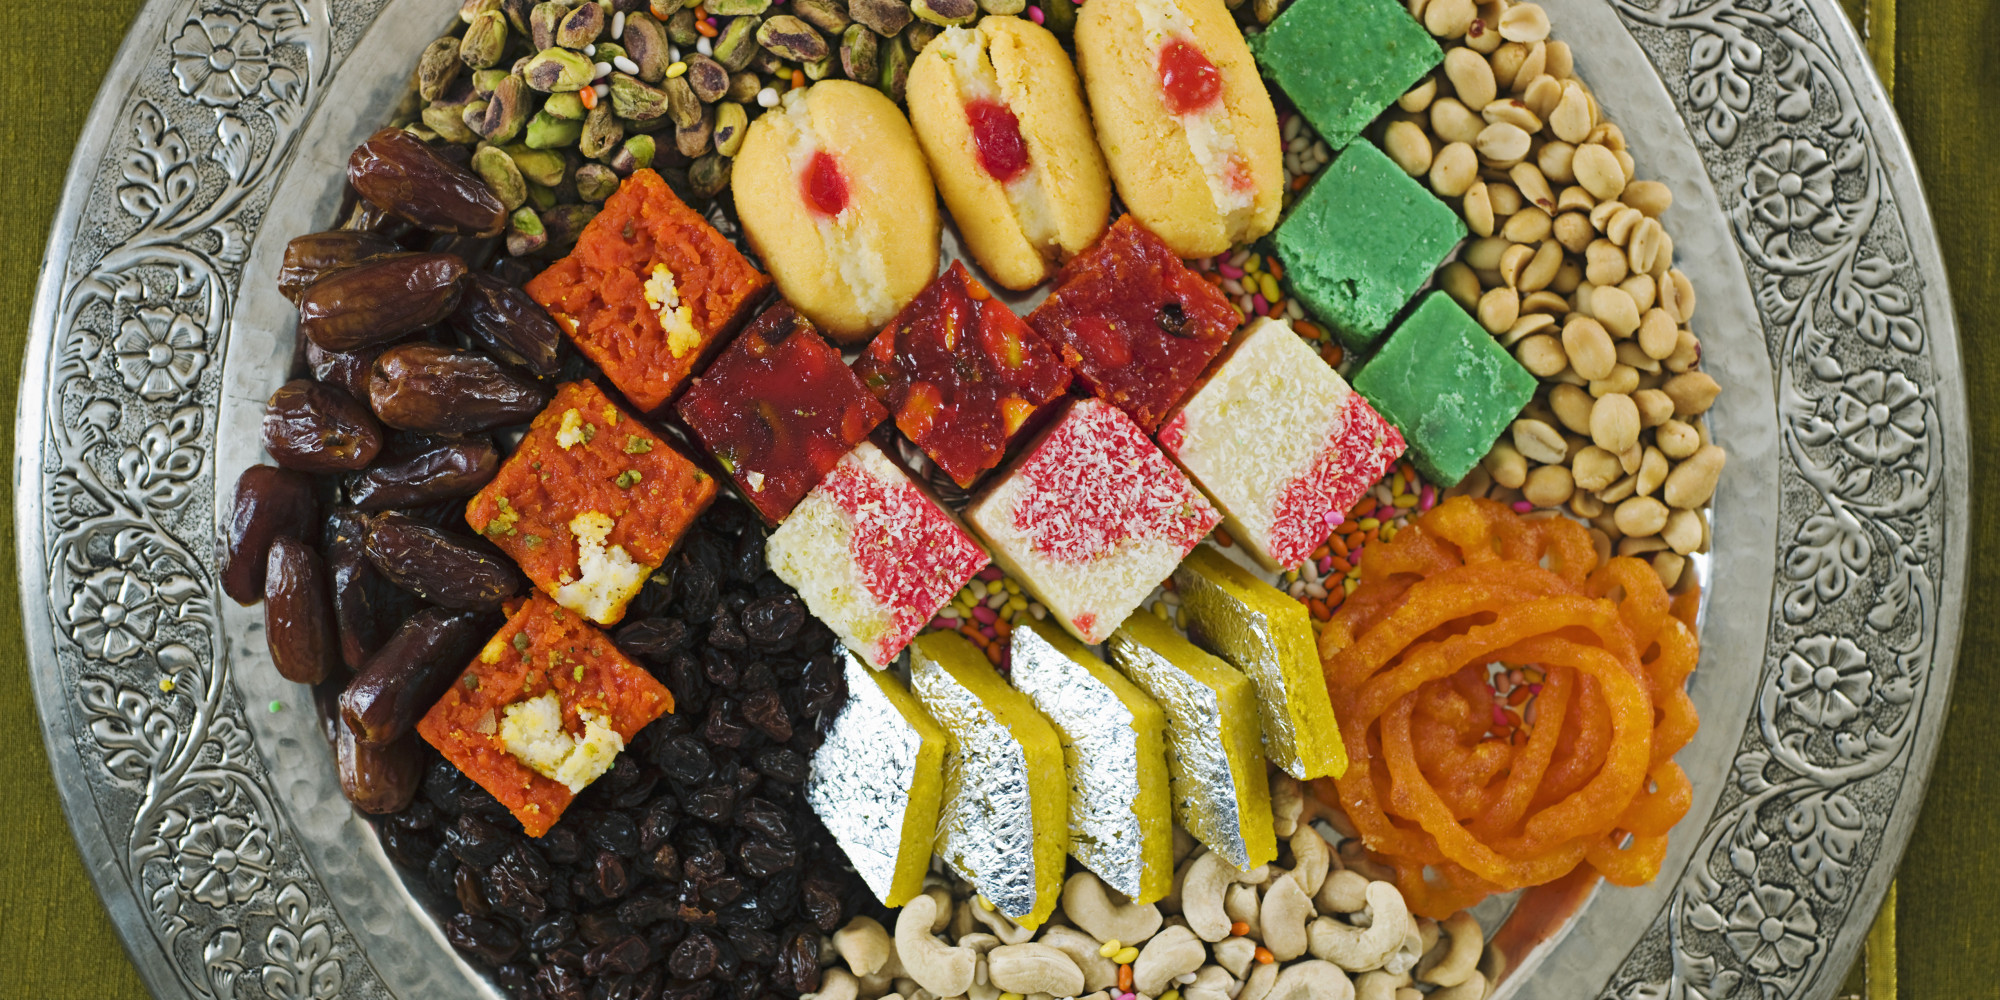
[18,0,1968,998]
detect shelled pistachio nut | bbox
[472,74,529,142]
[506,205,547,256]
[690,153,733,200]
[676,104,716,157]
[500,0,534,32]
[460,10,510,68]
[543,89,588,120]
[619,16,670,82]
[611,71,672,120]
[879,32,913,100]
[501,143,567,186]
[803,52,836,81]
[418,35,463,101]
[979,0,1027,15]
[663,75,704,128]
[684,54,731,102]
[525,180,556,211]
[524,110,585,148]
[542,203,600,251]
[575,161,621,202]
[612,133,657,174]
[472,144,529,211]
[529,1,566,49]
[1041,0,1075,34]
[840,25,880,85]
[580,103,625,158]
[666,9,700,46]
[911,0,978,26]
[758,15,829,62]
[650,0,689,19]
[712,101,749,156]
[850,0,915,35]
[423,101,481,144]
[470,67,509,96]
[906,21,941,52]
[749,46,784,76]
[712,0,774,12]
[556,2,605,48]
[461,0,501,23]
[595,41,627,66]
[713,16,765,71]
[523,47,595,91]
[794,0,853,34]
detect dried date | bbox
[336,717,423,814]
[347,440,500,511]
[368,343,550,434]
[263,379,384,472]
[264,537,337,684]
[220,464,318,604]
[298,252,467,351]
[364,512,524,610]
[279,229,400,303]
[340,606,487,744]
[349,127,508,237]
[450,271,565,376]
[305,338,388,401]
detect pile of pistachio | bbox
[402,0,1059,253]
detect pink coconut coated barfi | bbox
[966,398,1220,644]
[1158,317,1405,570]
[766,442,990,668]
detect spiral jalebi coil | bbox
[1315,496,1700,918]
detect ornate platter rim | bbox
[15,1,1968,999]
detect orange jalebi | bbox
[1315,496,1700,917]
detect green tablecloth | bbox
[1,3,1992,998]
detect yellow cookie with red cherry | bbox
[1075,0,1283,258]
[907,18,1112,291]
[733,81,941,343]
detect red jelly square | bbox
[855,262,1073,488]
[525,169,772,412]
[1026,215,1242,432]
[676,304,890,523]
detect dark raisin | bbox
[618,885,678,927]
[701,698,752,748]
[379,823,437,870]
[446,913,521,966]
[799,877,842,933]
[595,969,661,1000]
[705,499,757,538]
[660,978,717,1000]
[535,963,589,1000]
[578,910,634,946]
[740,596,804,647]
[642,843,681,881]
[610,770,659,810]
[640,797,682,853]
[586,811,641,857]
[699,875,745,908]
[716,892,773,930]
[456,865,491,916]
[665,650,710,712]
[739,689,793,743]
[668,932,720,980]
[485,862,548,925]
[615,617,690,662]
[427,845,460,898]
[1157,300,1192,337]
[798,655,847,717]
[584,934,654,977]
[726,927,778,965]
[494,963,537,1000]
[729,964,768,1000]
[707,607,748,652]
[447,812,513,867]
[529,913,577,952]
[736,838,797,878]
[541,824,586,866]
[392,800,440,831]
[752,747,808,784]
[595,850,632,900]
[701,646,739,688]
[686,784,738,825]
[710,935,741,979]
[730,530,766,584]
[655,735,713,785]
[734,799,793,844]
[775,925,821,992]
[737,659,776,692]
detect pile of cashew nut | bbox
[810,775,1504,1000]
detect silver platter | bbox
[17,0,1966,997]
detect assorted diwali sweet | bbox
[463,380,715,626]
[965,398,1220,644]
[524,169,771,412]
[675,302,889,524]
[855,260,1074,488]
[766,441,991,669]
[231,0,1730,991]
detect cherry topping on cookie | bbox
[966,99,1031,183]
[801,150,850,217]
[1157,39,1223,115]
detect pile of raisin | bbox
[370,497,877,1000]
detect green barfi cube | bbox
[1274,142,1465,350]
[1353,292,1537,486]
[1249,0,1442,151]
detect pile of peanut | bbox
[1372,0,1725,590]
[812,775,1501,1000]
